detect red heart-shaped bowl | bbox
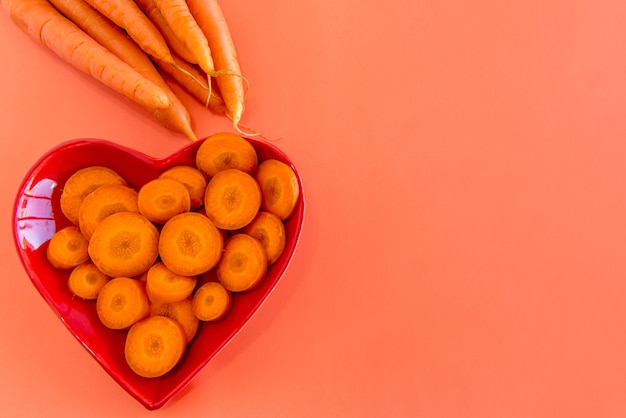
[12,137,305,410]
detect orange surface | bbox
[2,1,626,416]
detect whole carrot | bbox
[49,0,196,140]
[135,0,197,65]
[83,0,176,66]
[187,0,246,130]
[152,0,215,77]
[3,0,170,111]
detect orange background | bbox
[2,1,626,416]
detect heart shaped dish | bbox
[12,137,305,410]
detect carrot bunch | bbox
[2,0,247,141]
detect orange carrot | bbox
[83,0,176,66]
[188,0,245,129]
[153,0,215,77]
[135,0,197,65]
[3,0,170,110]
[153,51,227,114]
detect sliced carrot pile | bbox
[125,315,187,378]
[68,260,110,300]
[46,226,90,270]
[145,261,197,304]
[217,233,268,292]
[42,132,299,377]
[256,159,300,220]
[243,211,286,265]
[96,277,150,330]
[191,281,232,321]
[159,211,224,276]
[204,168,261,230]
[150,297,200,343]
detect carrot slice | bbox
[158,212,224,276]
[217,233,268,292]
[138,177,191,224]
[88,212,160,278]
[256,159,300,220]
[204,168,261,230]
[150,297,200,344]
[159,165,207,211]
[78,184,139,240]
[243,211,286,265]
[96,277,150,330]
[125,315,186,378]
[195,132,258,177]
[68,260,110,300]
[60,166,127,225]
[46,226,90,270]
[191,281,232,321]
[145,262,197,304]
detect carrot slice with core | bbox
[124,315,186,378]
[138,177,191,224]
[243,211,286,265]
[150,297,200,344]
[159,212,224,276]
[145,262,197,304]
[217,233,268,292]
[46,226,89,270]
[204,168,261,230]
[195,132,258,177]
[191,281,232,321]
[68,261,110,300]
[256,159,300,220]
[96,277,150,330]
[88,212,160,278]
[78,184,139,240]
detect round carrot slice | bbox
[88,212,160,278]
[204,168,261,230]
[124,315,186,378]
[96,277,150,330]
[138,177,191,224]
[159,212,224,276]
[191,281,232,321]
[46,226,89,270]
[145,262,197,304]
[60,166,127,224]
[68,261,110,300]
[159,165,207,210]
[243,211,286,265]
[256,159,299,220]
[195,132,258,177]
[217,233,268,292]
[78,184,139,240]
[150,297,200,344]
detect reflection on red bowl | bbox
[12,138,305,410]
